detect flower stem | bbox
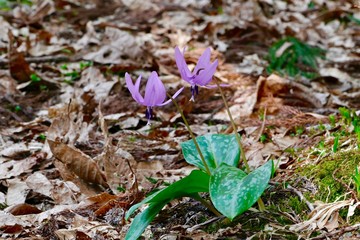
[216,83,265,212]
[216,82,250,173]
[166,93,211,175]
[193,193,222,217]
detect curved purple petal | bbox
[174,46,193,83]
[158,86,184,106]
[143,71,166,107]
[192,48,211,75]
[125,72,144,104]
[194,59,218,86]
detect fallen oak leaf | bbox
[47,139,109,189]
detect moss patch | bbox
[299,150,360,202]
[296,149,360,224]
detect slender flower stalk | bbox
[216,82,250,172]
[193,193,222,217]
[166,93,223,216]
[166,93,211,175]
[216,82,265,211]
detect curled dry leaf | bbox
[47,139,108,189]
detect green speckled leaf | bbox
[210,160,273,220]
[181,134,240,175]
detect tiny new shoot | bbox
[352,166,360,198]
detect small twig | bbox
[287,184,314,211]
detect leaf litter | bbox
[0,0,360,239]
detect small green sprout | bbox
[64,71,80,81]
[61,48,73,54]
[352,166,360,197]
[30,73,41,83]
[333,135,339,153]
[356,126,360,149]
[38,134,46,141]
[79,61,93,70]
[14,105,22,112]
[317,140,325,149]
[258,109,265,121]
[307,1,315,9]
[259,133,267,143]
[60,64,68,70]
[295,126,304,136]
[329,114,336,127]
[339,107,351,125]
[128,136,137,142]
[145,176,159,184]
[318,122,326,131]
[117,185,126,193]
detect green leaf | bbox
[125,170,209,220]
[181,134,240,174]
[333,136,339,153]
[210,160,273,220]
[125,201,167,240]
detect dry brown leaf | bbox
[47,103,93,146]
[83,27,143,64]
[0,142,31,160]
[0,211,31,229]
[25,172,53,198]
[51,178,83,204]
[289,200,353,232]
[7,203,42,216]
[0,70,18,96]
[5,179,30,206]
[0,157,38,180]
[7,31,33,83]
[47,139,108,189]
[54,213,119,239]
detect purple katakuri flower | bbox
[125,71,184,125]
[175,46,218,101]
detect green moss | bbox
[299,149,360,206]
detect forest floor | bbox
[1,0,360,239]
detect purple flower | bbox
[125,71,183,125]
[175,46,218,101]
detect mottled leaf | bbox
[181,134,240,174]
[210,160,273,220]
